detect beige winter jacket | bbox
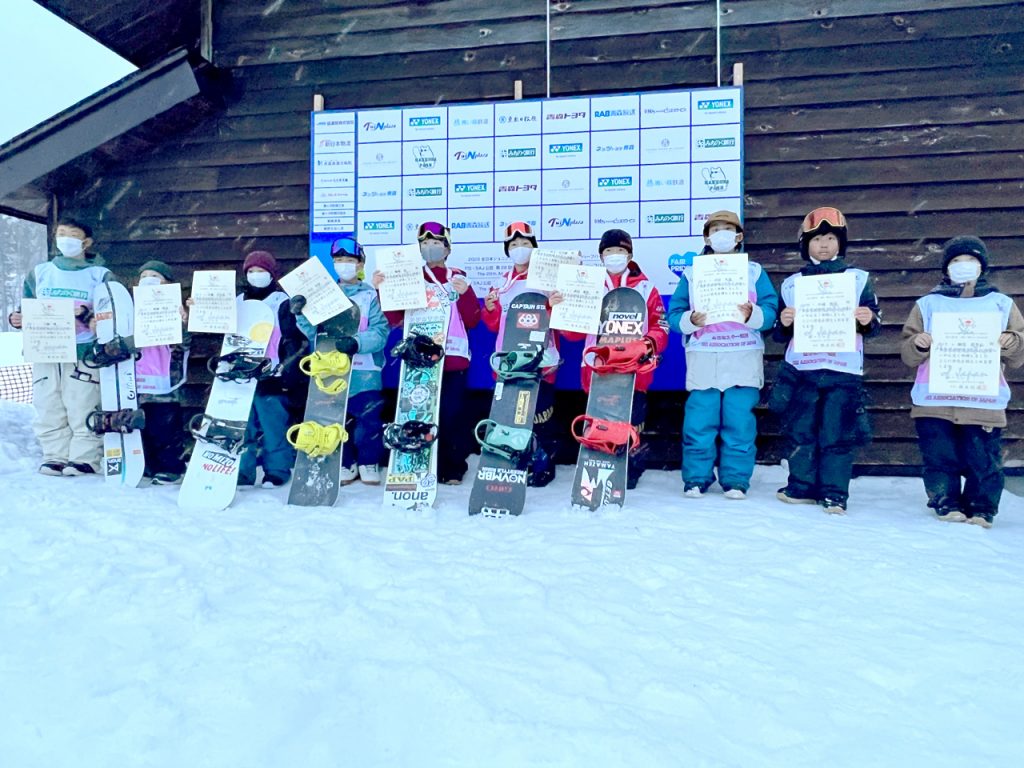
[901,300,1024,428]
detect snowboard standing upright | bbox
[469,291,551,517]
[287,304,360,507]
[570,287,650,510]
[382,287,448,511]
[85,281,145,487]
[178,299,275,510]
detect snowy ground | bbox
[2,398,1023,768]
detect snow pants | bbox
[32,361,102,468]
[140,400,186,476]
[437,368,472,483]
[682,386,760,492]
[768,365,870,504]
[239,391,296,483]
[915,417,1004,517]
[341,390,385,469]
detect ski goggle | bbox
[330,235,365,260]
[417,221,451,243]
[503,221,535,242]
[801,207,847,234]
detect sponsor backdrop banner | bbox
[310,87,744,388]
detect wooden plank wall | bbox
[63,0,1024,472]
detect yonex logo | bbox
[363,220,396,231]
[408,116,442,126]
[698,99,734,110]
[454,183,487,193]
[597,176,633,188]
[549,143,583,154]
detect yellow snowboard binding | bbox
[299,350,351,394]
[286,421,348,458]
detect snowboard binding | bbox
[208,350,278,383]
[489,346,545,382]
[391,334,445,368]
[474,419,534,464]
[571,415,641,456]
[86,407,146,435]
[81,335,139,369]
[189,413,246,453]
[383,420,438,453]
[287,420,348,458]
[584,339,658,376]
[298,350,352,395]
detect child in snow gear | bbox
[373,221,481,485]
[235,250,310,488]
[554,228,669,490]
[481,221,561,488]
[8,218,112,476]
[295,236,389,486]
[770,207,880,514]
[667,210,779,500]
[133,261,190,484]
[900,236,1024,528]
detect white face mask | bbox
[420,242,446,262]
[55,236,84,258]
[247,270,272,288]
[604,253,629,274]
[948,260,981,284]
[138,276,163,287]
[509,246,532,265]
[335,262,359,281]
[708,230,738,254]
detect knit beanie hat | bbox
[243,250,279,278]
[138,259,174,282]
[599,228,633,254]
[941,236,988,273]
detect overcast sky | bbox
[0,0,135,145]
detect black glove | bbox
[76,304,94,325]
[289,295,307,315]
[335,336,359,356]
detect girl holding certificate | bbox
[769,207,880,515]
[667,210,778,500]
[134,260,191,484]
[235,250,309,488]
[481,221,561,487]
[372,221,481,485]
[900,236,1024,528]
[552,228,669,490]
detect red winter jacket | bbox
[482,267,561,384]
[561,261,669,393]
[382,265,481,372]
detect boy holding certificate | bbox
[134,261,191,484]
[552,229,669,489]
[900,236,1024,528]
[372,221,481,485]
[8,218,112,476]
[481,221,562,487]
[769,208,880,515]
[292,237,390,485]
[667,210,778,500]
